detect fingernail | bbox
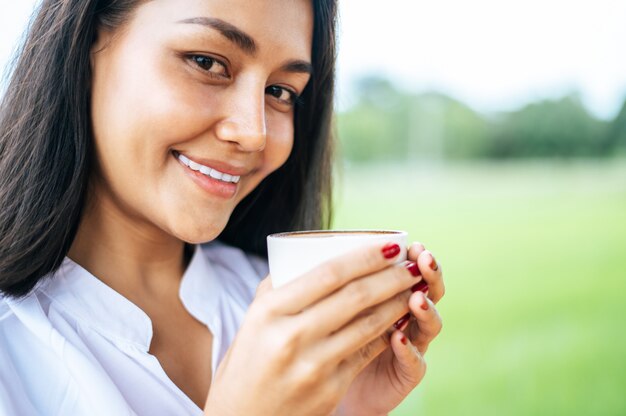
[429,253,438,271]
[393,313,410,330]
[404,261,421,277]
[400,335,408,345]
[420,298,429,311]
[411,280,429,294]
[382,243,401,259]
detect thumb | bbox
[255,275,274,298]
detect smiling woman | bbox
[86,0,316,248]
[0,1,445,415]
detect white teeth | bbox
[176,152,241,184]
[179,154,190,165]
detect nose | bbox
[215,82,267,152]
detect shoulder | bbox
[0,286,60,366]
[0,295,10,321]
[0,288,52,345]
[0,290,76,414]
[0,277,131,416]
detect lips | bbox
[175,152,241,184]
[172,150,255,199]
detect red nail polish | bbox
[393,313,410,330]
[382,243,400,259]
[430,256,438,271]
[411,280,429,294]
[420,300,429,311]
[404,261,421,277]
[400,335,408,345]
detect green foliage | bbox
[605,100,626,155]
[337,76,625,160]
[423,93,491,159]
[336,77,410,162]
[487,94,609,158]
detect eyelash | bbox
[188,54,229,79]
[266,85,304,108]
[186,54,303,107]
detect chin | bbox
[168,218,229,245]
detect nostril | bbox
[215,119,266,151]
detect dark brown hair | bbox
[0,0,336,299]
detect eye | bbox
[265,85,299,107]
[188,55,229,79]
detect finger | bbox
[320,289,412,365]
[407,242,426,262]
[337,331,390,382]
[254,276,273,298]
[389,330,426,387]
[417,250,445,303]
[299,261,423,340]
[267,242,406,315]
[407,291,442,355]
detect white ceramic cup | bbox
[267,230,408,288]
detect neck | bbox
[68,188,188,299]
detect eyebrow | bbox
[178,16,313,75]
[179,17,256,54]
[281,60,314,76]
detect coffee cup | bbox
[267,230,408,288]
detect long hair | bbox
[0,0,337,299]
[218,1,336,255]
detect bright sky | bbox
[2,0,625,119]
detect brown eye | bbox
[266,85,297,106]
[189,55,229,78]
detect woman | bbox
[0,0,445,415]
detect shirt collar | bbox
[41,245,220,352]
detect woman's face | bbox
[90,0,313,243]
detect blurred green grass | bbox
[332,160,626,415]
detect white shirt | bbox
[0,241,268,416]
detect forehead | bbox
[134,0,314,61]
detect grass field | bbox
[332,159,626,416]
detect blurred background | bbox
[2,1,625,415]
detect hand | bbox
[204,242,424,416]
[334,242,445,416]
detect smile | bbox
[176,153,241,184]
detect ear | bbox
[90,24,115,69]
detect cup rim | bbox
[267,229,408,239]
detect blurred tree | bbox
[336,77,410,162]
[337,77,490,162]
[415,93,490,160]
[337,77,616,162]
[486,94,609,158]
[605,99,626,155]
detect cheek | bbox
[265,112,295,169]
[233,113,294,205]
[91,36,219,160]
